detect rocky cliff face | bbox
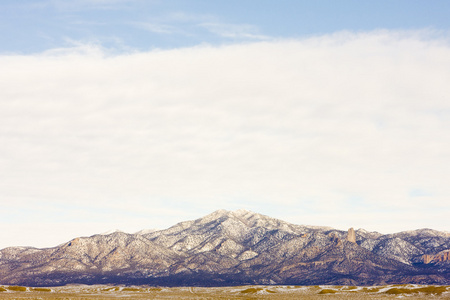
[423,250,450,264]
[0,210,449,286]
[347,227,356,243]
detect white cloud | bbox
[200,22,269,40]
[1,30,450,248]
[162,11,216,23]
[134,22,177,35]
[133,13,260,39]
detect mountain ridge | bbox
[1,209,449,286]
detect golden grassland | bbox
[0,284,448,299]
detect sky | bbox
[1,0,450,249]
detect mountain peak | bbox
[198,209,262,224]
[232,208,254,215]
[99,229,124,235]
[1,210,450,287]
[198,209,232,223]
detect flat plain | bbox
[0,284,449,299]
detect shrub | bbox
[360,287,380,293]
[385,286,448,295]
[384,288,414,294]
[318,289,337,294]
[122,287,141,292]
[414,286,448,295]
[240,287,263,294]
[0,287,6,292]
[31,287,52,292]
[7,286,27,292]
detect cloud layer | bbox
[1,30,450,248]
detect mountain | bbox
[1,209,449,286]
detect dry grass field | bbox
[0,284,448,299]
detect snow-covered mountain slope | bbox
[0,210,449,286]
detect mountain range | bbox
[1,209,449,286]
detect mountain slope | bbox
[0,209,449,286]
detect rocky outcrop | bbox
[423,250,450,264]
[347,227,356,243]
[0,210,449,286]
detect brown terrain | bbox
[0,284,449,299]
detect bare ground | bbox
[0,284,449,299]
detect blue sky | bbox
[2,0,450,53]
[1,0,450,248]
